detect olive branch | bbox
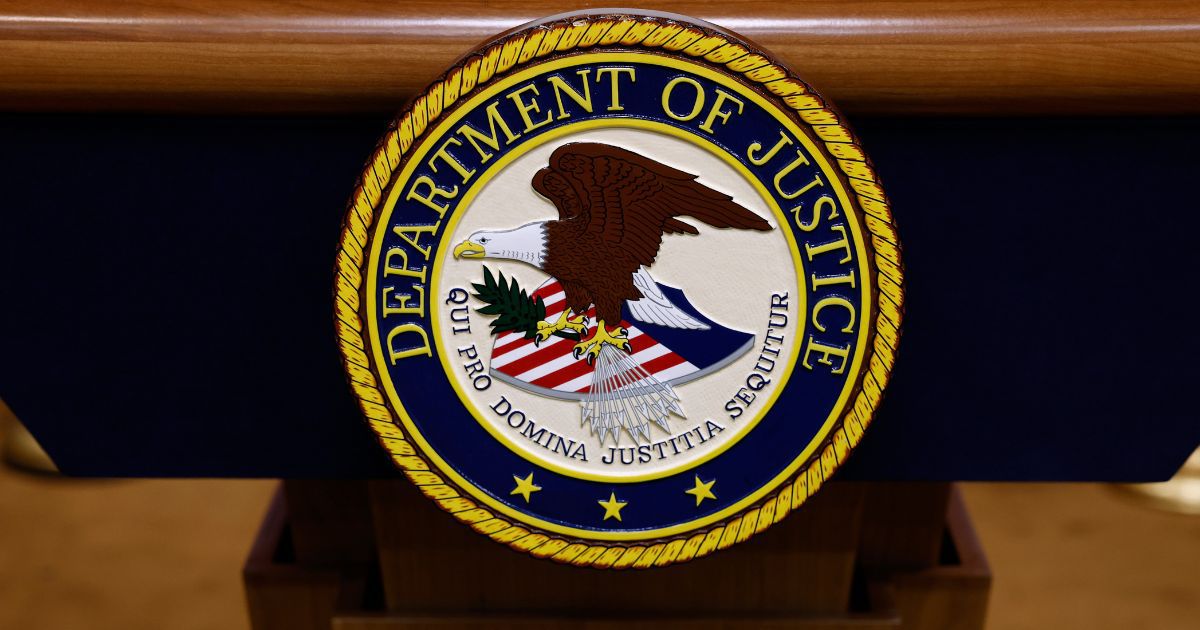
[471,266,580,341]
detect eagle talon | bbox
[572,319,630,364]
[535,311,588,344]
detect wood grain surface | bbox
[0,0,1197,114]
[0,456,1196,629]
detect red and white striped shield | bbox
[488,279,752,400]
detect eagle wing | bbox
[531,166,585,222]
[535,142,772,266]
[532,142,772,328]
[628,267,710,330]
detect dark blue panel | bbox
[844,117,1200,481]
[0,114,1196,481]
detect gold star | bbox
[510,472,541,503]
[598,492,628,521]
[685,475,716,506]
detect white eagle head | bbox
[453,222,547,268]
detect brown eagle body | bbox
[533,142,772,326]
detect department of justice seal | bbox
[334,10,903,567]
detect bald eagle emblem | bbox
[455,142,773,445]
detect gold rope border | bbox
[333,12,905,569]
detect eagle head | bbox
[453,222,547,268]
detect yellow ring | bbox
[334,12,904,568]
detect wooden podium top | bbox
[1,0,1198,114]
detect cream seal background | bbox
[434,126,802,480]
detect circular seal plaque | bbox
[335,10,903,567]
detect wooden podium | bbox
[243,481,989,629]
[2,3,1197,630]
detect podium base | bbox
[244,481,989,629]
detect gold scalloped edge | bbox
[334,12,905,569]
